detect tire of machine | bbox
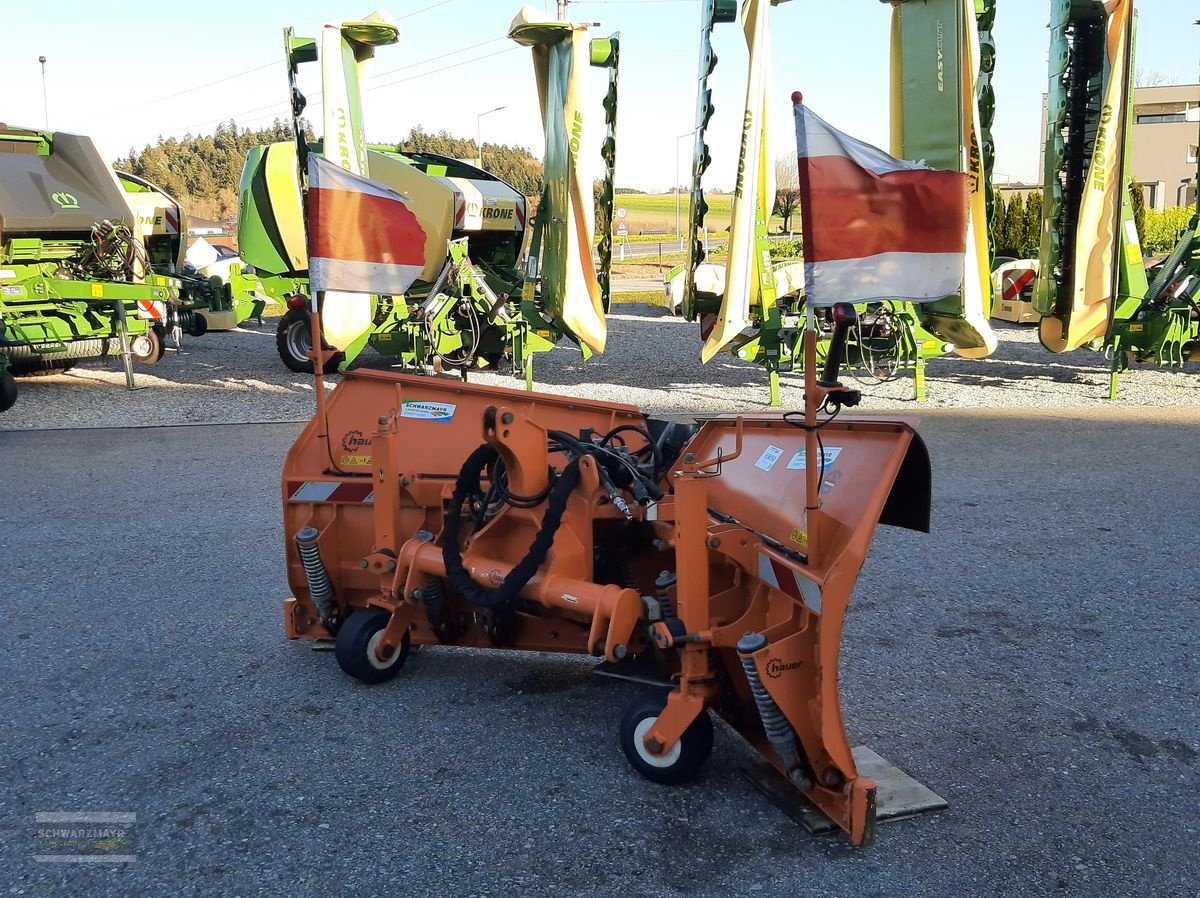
[0,371,17,413]
[130,327,165,366]
[276,308,343,374]
[334,609,410,684]
[618,693,714,785]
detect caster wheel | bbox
[619,693,713,785]
[130,327,164,365]
[334,609,409,684]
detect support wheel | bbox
[619,693,713,785]
[334,609,409,684]
[130,327,164,365]
[276,308,342,374]
[0,371,17,413]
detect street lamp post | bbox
[38,56,48,129]
[675,128,698,250]
[476,105,506,170]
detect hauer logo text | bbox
[341,430,371,452]
[765,658,803,679]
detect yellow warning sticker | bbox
[90,283,104,298]
[1128,323,1144,333]
[790,528,808,547]
[339,454,373,467]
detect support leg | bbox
[768,361,781,408]
[914,354,926,403]
[1107,335,1121,401]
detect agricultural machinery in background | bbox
[668,0,998,405]
[1031,0,1199,397]
[232,9,621,385]
[0,124,210,394]
[118,170,264,331]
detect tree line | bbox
[114,121,546,222]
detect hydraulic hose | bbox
[442,444,581,610]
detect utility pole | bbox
[557,0,568,20]
[38,56,48,129]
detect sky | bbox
[1,0,1196,192]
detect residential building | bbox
[1037,83,1200,210]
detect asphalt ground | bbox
[1,409,1197,897]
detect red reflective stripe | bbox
[329,482,374,503]
[164,209,180,234]
[770,559,802,600]
[797,155,967,263]
[308,186,427,266]
[454,200,465,226]
[1003,268,1036,300]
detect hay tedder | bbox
[1033,0,1199,396]
[235,9,620,384]
[668,0,998,405]
[280,291,931,843]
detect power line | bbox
[397,0,455,19]
[369,46,521,91]
[133,30,516,143]
[368,36,506,80]
[147,60,282,105]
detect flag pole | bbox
[794,91,821,564]
[311,291,329,429]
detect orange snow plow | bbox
[280,307,931,845]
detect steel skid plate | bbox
[744,746,947,837]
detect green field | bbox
[612,193,787,238]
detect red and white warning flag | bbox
[794,95,968,306]
[305,153,427,296]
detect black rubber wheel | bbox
[619,693,714,785]
[0,371,17,413]
[334,609,409,684]
[130,327,164,365]
[276,308,342,374]
[187,312,209,338]
[9,358,77,377]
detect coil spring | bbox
[295,526,334,620]
[737,631,797,761]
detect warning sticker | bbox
[339,454,372,467]
[755,445,784,471]
[400,400,456,422]
[787,447,842,470]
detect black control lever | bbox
[819,303,857,387]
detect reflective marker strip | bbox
[164,208,180,234]
[137,300,164,320]
[287,481,375,503]
[758,552,821,615]
[1002,268,1036,300]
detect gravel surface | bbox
[2,306,1196,431]
[2,414,1197,897]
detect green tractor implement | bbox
[232,11,621,386]
[1035,0,1199,398]
[0,125,209,380]
[673,0,998,406]
[117,171,264,331]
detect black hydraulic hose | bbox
[442,444,582,610]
